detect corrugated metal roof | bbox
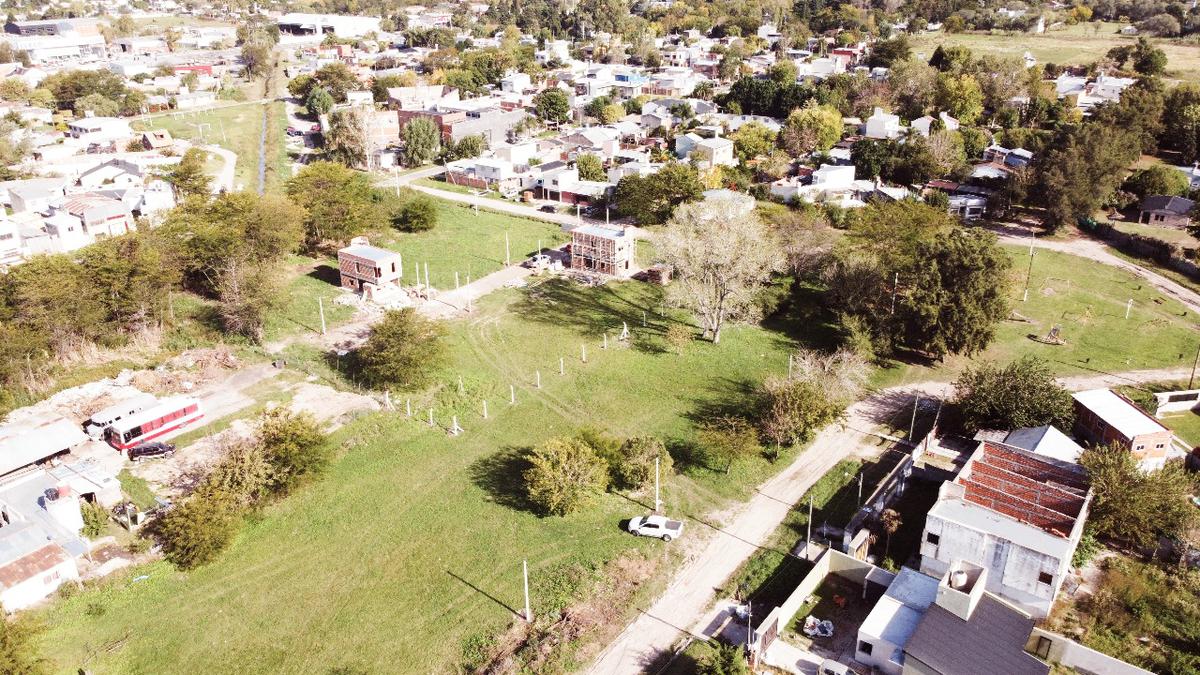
[906,595,1048,675]
[1072,389,1167,439]
[0,418,87,477]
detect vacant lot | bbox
[135,101,290,194]
[37,279,809,674]
[874,244,1200,387]
[373,200,570,290]
[910,23,1200,82]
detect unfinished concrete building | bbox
[337,238,402,292]
[569,224,633,277]
[918,442,1091,618]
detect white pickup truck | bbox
[627,514,684,542]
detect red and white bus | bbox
[105,397,204,450]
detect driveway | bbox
[586,365,1193,674]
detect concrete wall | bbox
[919,516,1059,618]
[1025,628,1153,675]
[752,548,895,655]
[1153,389,1200,416]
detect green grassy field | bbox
[263,256,357,342]
[873,244,1200,388]
[1161,411,1200,446]
[36,279,809,674]
[910,23,1200,82]
[373,201,569,290]
[134,102,291,195]
[1110,219,1198,248]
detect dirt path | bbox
[992,225,1200,316]
[587,365,1192,674]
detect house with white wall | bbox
[865,107,902,139]
[919,442,1091,618]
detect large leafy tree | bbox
[730,121,777,162]
[1081,444,1197,550]
[575,153,606,181]
[1162,83,1200,163]
[0,614,49,674]
[324,108,368,168]
[523,437,609,516]
[165,147,212,198]
[532,88,571,124]
[897,228,1011,358]
[355,308,447,390]
[312,62,360,102]
[781,102,843,156]
[953,356,1074,433]
[285,161,376,250]
[401,117,441,167]
[613,162,702,224]
[657,197,785,343]
[1034,123,1140,231]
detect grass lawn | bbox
[373,200,569,290]
[1047,555,1200,674]
[263,256,357,342]
[36,278,813,674]
[1109,219,1198,248]
[1161,411,1200,447]
[134,103,265,193]
[872,244,1200,388]
[117,470,160,512]
[910,23,1200,82]
[414,176,510,202]
[262,101,291,195]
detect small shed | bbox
[1138,195,1195,228]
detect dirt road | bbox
[993,226,1200,315]
[587,365,1191,674]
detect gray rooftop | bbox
[906,594,1048,675]
[339,244,400,263]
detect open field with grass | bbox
[263,256,358,342]
[1109,219,1198,248]
[37,277,813,674]
[910,23,1200,82]
[134,102,290,195]
[373,200,570,290]
[873,244,1200,388]
[1161,411,1200,447]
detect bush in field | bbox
[0,615,48,674]
[80,501,109,538]
[610,436,672,491]
[699,642,749,675]
[157,488,243,569]
[953,355,1074,433]
[758,348,868,446]
[523,437,609,516]
[697,417,761,473]
[356,308,447,390]
[392,195,438,232]
[258,407,330,495]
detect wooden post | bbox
[428,408,435,427]
[406,399,411,417]
[559,357,564,375]
[505,230,511,265]
[510,384,516,404]
[581,344,587,362]
[318,297,327,335]
[458,375,465,394]
[603,333,608,349]
[482,400,488,419]
[455,271,460,289]
[535,370,541,388]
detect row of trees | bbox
[0,161,433,412]
[157,408,330,569]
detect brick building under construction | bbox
[569,224,633,277]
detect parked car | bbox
[286,126,303,137]
[538,205,557,213]
[627,514,684,542]
[128,441,176,462]
[818,660,851,675]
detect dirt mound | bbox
[130,347,242,395]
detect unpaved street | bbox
[587,365,1192,674]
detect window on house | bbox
[1038,572,1053,585]
[925,532,939,545]
[1135,444,1144,451]
[859,641,873,656]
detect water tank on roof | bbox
[951,569,968,589]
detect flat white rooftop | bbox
[1073,388,1167,439]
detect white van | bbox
[84,394,157,438]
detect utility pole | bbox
[523,560,532,622]
[654,456,662,512]
[1023,246,1035,302]
[505,230,511,265]
[890,272,898,314]
[807,495,813,545]
[1189,343,1200,389]
[318,297,326,335]
[909,395,920,441]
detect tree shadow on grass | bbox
[513,277,673,339]
[469,445,537,513]
[307,263,341,286]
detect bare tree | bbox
[880,508,902,560]
[657,197,785,344]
